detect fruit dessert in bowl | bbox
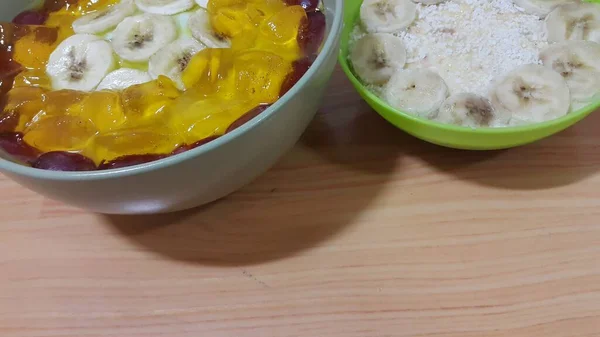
[339,0,600,150]
[0,0,342,214]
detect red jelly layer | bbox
[33,151,97,171]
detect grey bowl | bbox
[0,0,343,214]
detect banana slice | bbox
[194,0,209,8]
[72,0,137,34]
[540,40,600,103]
[111,14,178,63]
[188,8,231,48]
[512,0,575,18]
[436,93,509,128]
[148,37,206,90]
[545,2,600,43]
[360,0,417,33]
[383,68,449,119]
[350,33,406,85]
[46,34,115,92]
[135,0,195,15]
[96,68,152,91]
[490,64,571,124]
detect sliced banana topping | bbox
[383,68,449,119]
[436,93,506,128]
[135,0,195,15]
[512,0,575,18]
[350,33,406,85]
[96,68,153,91]
[188,8,231,48]
[490,64,571,124]
[540,40,600,103]
[360,0,417,33]
[46,34,115,91]
[545,2,600,43]
[148,37,206,90]
[111,14,178,63]
[72,0,137,34]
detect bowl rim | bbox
[337,0,600,136]
[0,0,345,181]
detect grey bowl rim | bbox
[0,0,344,181]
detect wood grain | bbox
[1,67,600,337]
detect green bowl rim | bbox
[0,0,345,181]
[337,0,600,136]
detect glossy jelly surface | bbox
[0,0,326,171]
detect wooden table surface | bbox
[1,67,600,337]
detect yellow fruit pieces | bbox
[44,0,120,42]
[3,87,46,130]
[182,48,292,104]
[255,5,306,60]
[72,91,126,132]
[13,26,60,70]
[66,0,121,16]
[91,127,182,163]
[181,48,236,95]
[13,69,53,89]
[44,13,76,43]
[167,93,257,143]
[6,77,184,163]
[6,0,308,164]
[24,115,97,152]
[234,51,293,103]
[208,0,306,57]
[121,76,180,123]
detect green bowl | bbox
[338,0,600,150]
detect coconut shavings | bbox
[351,0,549,97]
